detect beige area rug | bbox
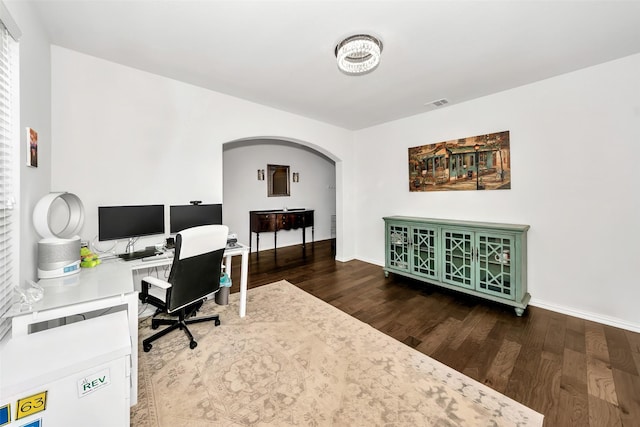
[131,280,543,426]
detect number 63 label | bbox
[16,391,47,420]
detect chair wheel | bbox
[143,343,152,352]
[215,319,221,326]
[190,341,197,349]
[151,321,159,330]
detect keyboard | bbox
[118,248,160,261]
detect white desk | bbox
[8,243,250,407]
[134,243,250,317]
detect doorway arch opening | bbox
[222,136,342,259]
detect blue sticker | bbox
[0,404,10,426]
[21,418,42,427]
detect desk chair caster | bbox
[142,337,198,352]
[143,341,195,352]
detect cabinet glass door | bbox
[476,233,515,299]
[388,224,410,271]
[411,226,438,279]
[442,228,474,288]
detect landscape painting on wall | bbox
[409,131,511,192]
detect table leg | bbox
[225,254,232,279]
[239,249,249,318]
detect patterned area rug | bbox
[131,280,543,426]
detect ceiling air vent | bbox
[425,98,449,107]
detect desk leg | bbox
[225,254,232,279]
[239,250,249,317]
[125,292,139,406]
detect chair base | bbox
[142,304,220,352]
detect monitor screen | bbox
[98,205,165,241]
[170,204,222,233]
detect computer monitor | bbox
[170,204,222,234]
[98,204,165,242]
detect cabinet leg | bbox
[514,307,524,317]
[384,270,389,278]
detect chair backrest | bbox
[166,224,228,313]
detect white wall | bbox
[223,140,336,251]
[354,53,640,331]
[4,1,52,286]
[50,47,354,266]
[45,43,640,331]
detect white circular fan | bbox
[33,192,85,239]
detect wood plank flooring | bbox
[227,240,640,427]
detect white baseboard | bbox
[356,260,640,333]
[356,256,383,266]
[529,299,640,333]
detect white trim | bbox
[365,259,640,332]
[529,299,640,333]
[0,1,21,41]
[0,17,19,344]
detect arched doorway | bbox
[222,137,338,257]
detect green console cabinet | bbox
[384,216,530,316]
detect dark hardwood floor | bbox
[228,240,640,427]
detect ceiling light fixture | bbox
[335,34,383,76]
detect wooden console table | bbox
[250,209,314,254]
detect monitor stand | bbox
[126,237,136,254]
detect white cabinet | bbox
[0,311,131,426]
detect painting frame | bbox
[408,130,511,192]
[27,127,38,168]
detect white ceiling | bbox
[27,0,640,130]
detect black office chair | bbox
[139,224,228,352]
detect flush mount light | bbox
[335,34,383,76]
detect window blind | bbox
[0,18,19,341]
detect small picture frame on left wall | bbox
[27,127,38,167]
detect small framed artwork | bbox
[27,127,38,167]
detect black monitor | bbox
[98,204,165,241]
[170,204,222,234]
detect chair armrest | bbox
[139,276,172,305]
[142,276,171,290]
